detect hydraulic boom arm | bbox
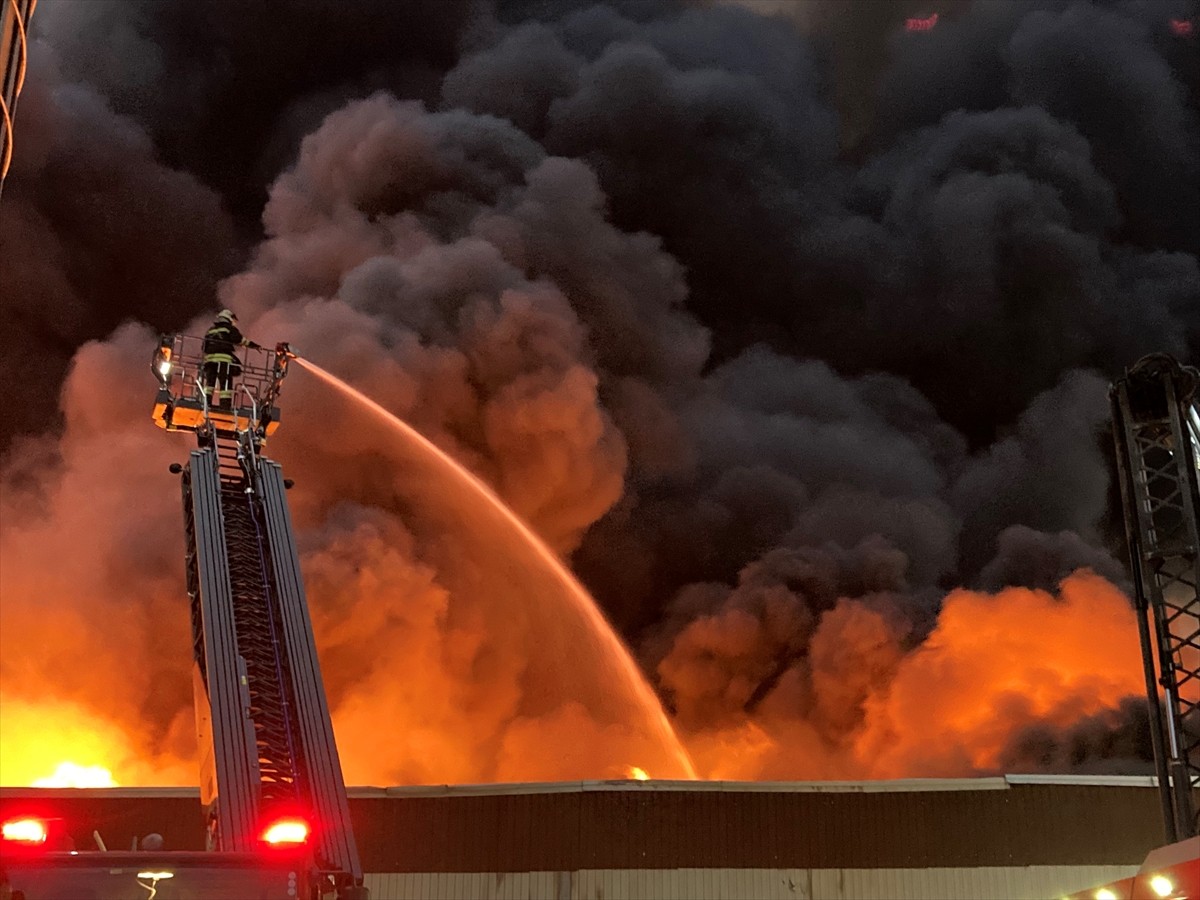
[154,335,366,898]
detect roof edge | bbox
[0,774,1159,800]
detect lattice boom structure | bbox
[1111,354,1200,842]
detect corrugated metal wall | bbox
[0,776,1162,900]
[350,778,1159,871]
[362,865,1138,900]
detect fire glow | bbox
[850,572,1144,777]
[32,762,118,789]
[906,13,939,32]
[0,549,1142,787]
[0,694,191,788]
[294,357,700,781]
[0,0,1189,805]
[0,357,1146,789]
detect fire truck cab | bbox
[0,806,355,898]
[1,848,312,900]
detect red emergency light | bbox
[906,13,939,32]
[1,817,49,845]
[1169,18,1194,37]
[260,816,310,847]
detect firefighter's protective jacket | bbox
[203,320,246,364]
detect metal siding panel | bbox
[668,867,686,898]
[577,788,607,870]
[362,868,1141,900]
[476,795,502,871]
[716,789,739,867]
[508,792,542,872]
[516,871,537,900]
[358,783,1157,872]
[460,797,485,872]
[0,784,1164,872]
[713,794,731,866]
[571,868,599,899]
[642,788,679,868]
[828,865,1145,900]
[571,791,586,873]
[473,871,495,898]
[603,867,627,899]
[1036,784,1164,862]
[361,873,396,899]
[760,792,778,868]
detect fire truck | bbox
[1,337,368,899]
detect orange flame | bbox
[4,572,1146,785]
[296,358,699,780]
[853,571,1144,777]
[32,762,118,788]
[0,694,191,787]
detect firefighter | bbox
[202,309,261,409]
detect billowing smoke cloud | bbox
[0,53,234,440]
[2,93,708,783]
[2,0,1195,786]
[28,0,478,220]
[662,571,1144,780]
[445,0,1199,436]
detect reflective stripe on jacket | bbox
[203,321,244,362]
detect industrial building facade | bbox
[0,775,1163,899]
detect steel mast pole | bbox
[1111,354,1200,842]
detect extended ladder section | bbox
[155,335,366,898]
[1111,354,1200,843]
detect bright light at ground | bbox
[32,761,118,788]
[628,766,650,781]
[1149,875,1174,898]
[1094,889,1118,900]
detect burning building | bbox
[0,4,1198,890]
[0,776,1169,899]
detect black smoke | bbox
[1,0,1196,781]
